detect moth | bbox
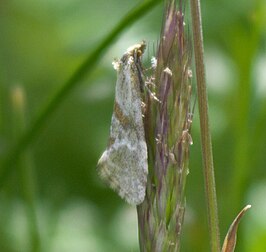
[97,42,148,205]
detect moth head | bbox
[126,40,146,58]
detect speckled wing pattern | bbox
[97,42,148,205]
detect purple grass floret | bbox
[137,0,193,251]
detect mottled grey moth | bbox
[97,42,148,205]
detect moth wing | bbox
[97,43,148,205]
[97,140,147,205]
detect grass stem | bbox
[190,0,221,251]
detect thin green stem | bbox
[0,0,163,189]
[190,0,220,251]
[10,86,41,252]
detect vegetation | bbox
[0,0,265,251]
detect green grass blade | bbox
[0,0,163,189]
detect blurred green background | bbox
[0,0,265,251]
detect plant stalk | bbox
[190,0,220,251]
[10,86,41,252]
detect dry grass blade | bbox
[221,205,251,252]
